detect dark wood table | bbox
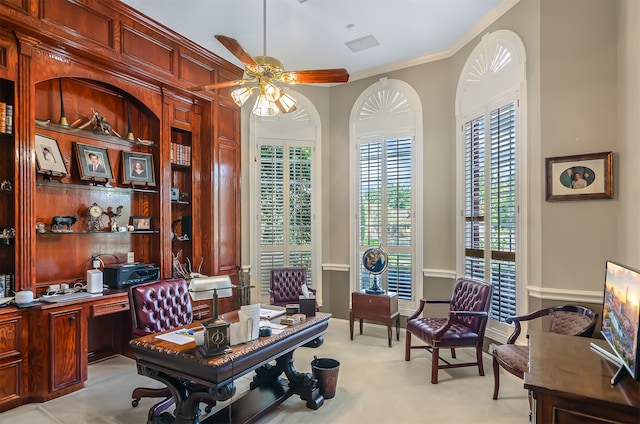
[130,312,331,424]
[350,291,399,347]
[524,331,640,424]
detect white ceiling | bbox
[121,0,517,82]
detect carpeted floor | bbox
[0,318,529,423]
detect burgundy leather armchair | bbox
[269,267,317,310]
[129,278,213,421]
[405,277,492,384]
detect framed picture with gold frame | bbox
[545,151,613,201]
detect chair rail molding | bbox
[526,285,602,304]
[322,264,350,272]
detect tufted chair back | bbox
[449,277,493,332]
[269,267,310,307]
[129,278,193,337]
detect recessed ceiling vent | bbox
[346,35,380,53]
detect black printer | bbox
[103,263,160,289]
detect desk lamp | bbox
[189,276,234,357]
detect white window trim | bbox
[455,30,528,344]
[349,78,424,316]
[249,90,323,306]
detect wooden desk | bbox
[131,312,331,424]
[524,331,640,424]
[350,291,399,347]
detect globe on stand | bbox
[362,246,388,294]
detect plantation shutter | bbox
[258,143,313,296]
[464,102,517,323]
[358,137,413,300]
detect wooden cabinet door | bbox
[49,308,82,391]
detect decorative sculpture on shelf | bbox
[51,215,78,232]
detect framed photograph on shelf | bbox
[122,151,156,186]
[545,151,613,201]
[129,216,152,231]
[74,142,114,182]
[35,134,68,176]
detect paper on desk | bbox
[156,329,195,345]
[259,305,286,320]
[260,320,287,330]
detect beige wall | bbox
[241,0,637,321]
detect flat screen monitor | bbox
[599,260,640,384]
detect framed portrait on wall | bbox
[545,151,613,201]
[122,151,156,186]
[35,134,68,176]
[74,142,114,182]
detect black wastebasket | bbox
[311,356,340,399]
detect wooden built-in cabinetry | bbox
[0,0,242,411]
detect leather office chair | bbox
[269,267,317,310]
[405,277,492,384]
[129,278,213,421]
[492,304,597,400]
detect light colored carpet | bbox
[0,318,528,423]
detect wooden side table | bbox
[350,291,400,347]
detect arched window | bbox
[250,91,323,304]
[456,30,527,340]
[350,78,423,314]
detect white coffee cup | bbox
[15,290,34,304]
[60,283,69,291]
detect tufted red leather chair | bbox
[128,278,213,421]
[269,267,317,310]
[492,305,596,400]
[405,277,492,384]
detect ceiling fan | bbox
[189,0,349,116]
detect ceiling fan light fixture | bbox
[262,81,282,102]
[252,93,279,117]
[275,90,297,113]
[231,86,254,107]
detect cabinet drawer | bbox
[90,298,130,317]
[0,316,24,359]
[0,358,23,405]
[352,292,397,312]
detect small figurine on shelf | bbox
[35,222,46,233]
[0,227,15,245]
[0,180,11,191]
[51,215,78,232]
[103,205,123,232]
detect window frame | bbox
[349,79,423,315]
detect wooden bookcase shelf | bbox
[0,0,243,411]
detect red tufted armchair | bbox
[405,277,492,384]
[269,267,317,310]
[128,278,213,421]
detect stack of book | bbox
[170,142,191,166]
[0,102,12,134]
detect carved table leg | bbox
[139,364,236,424]
[250,338,325,410]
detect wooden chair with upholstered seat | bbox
[405,277,492,384]
[128,278,214,422]
[492,304,597,400]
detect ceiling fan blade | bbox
[215,35,263,70]
[188,79,244,91]
[280,69,349,84]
